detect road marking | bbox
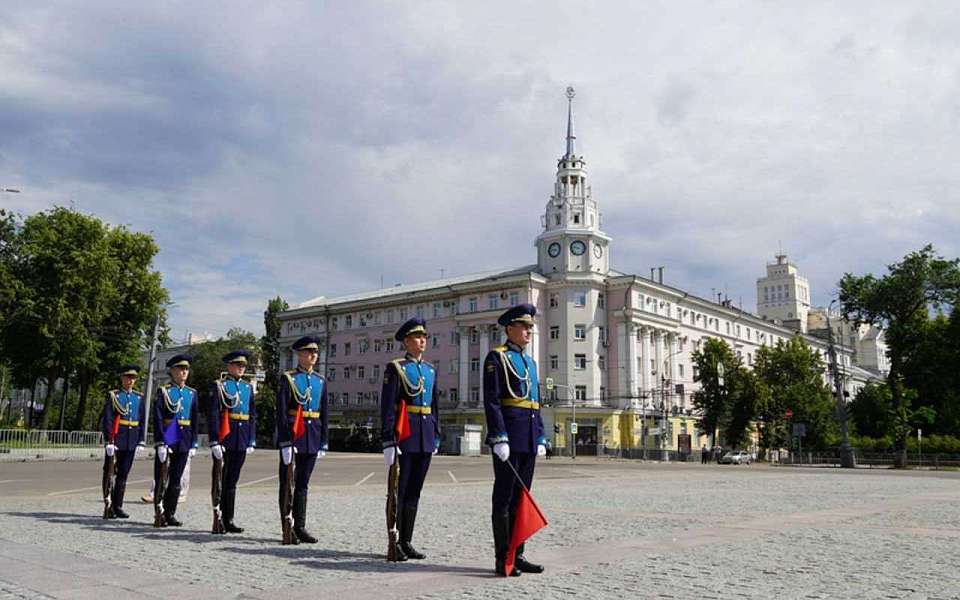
[354,471,376,486]
[447,470,458,483]
[47,478,151,497]
[237,474,278,488]
[0,480,30,484]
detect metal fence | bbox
[0,429,105,462]
[777,449,960,470]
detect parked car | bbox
[720,450,753,465]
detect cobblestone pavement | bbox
[0,457,958,599]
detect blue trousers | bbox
[397,452,432,509]
[491,451,536,516]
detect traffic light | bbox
[553,424,560,434]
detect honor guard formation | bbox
[98,305,548,577]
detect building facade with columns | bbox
[276,89,857,455]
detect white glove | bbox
[135,444,144,455]
[281,446,293,465]
[105,444,116,457]
[211,444,223,460]
[537,444,546,457]
[246,446,255,455]
[318,450,326,458]
[432,448,438,456]
[383,446,397,466]
[157,445,168,462]
[493,442,510,462]
[188,448,197,458]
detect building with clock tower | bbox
[275,88,869,458]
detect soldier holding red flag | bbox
[276,335,328,544]
[381,317,441,561]
[101,364,146,519]
[207,349,257,533]
[484,304,548,577]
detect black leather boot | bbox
[293,490,317,543]
[112,480,129,518]
[399,505,425,559]
[222,489,243,533]
[492,513,520,577]
[163,487,182,527]
[514,543,544,573]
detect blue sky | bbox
[2,2,958,340]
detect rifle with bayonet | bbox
[281,460,295,544]
[102,392,119,519]
[385,449,400,560]
[211,453,225,534]
[154,449,169,528]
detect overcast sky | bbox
[2,2,958,340]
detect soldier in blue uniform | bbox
[276,335,328,544]
[153,354,199,527]
[207,349,257,533]
[381,317,441,561]
[101,364,146,519]
[484,304,547,577]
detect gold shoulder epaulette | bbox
[493,345,508,352]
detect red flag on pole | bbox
[219,409,231,443]
[291,405,305,440]
[111,414,121,441]
[504,486,548,574]
[396,401,411,442]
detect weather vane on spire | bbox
[566,85,576,101]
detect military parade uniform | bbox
[277,335,328,544]
[101,365,146,519]
[153,354,199,527]
[381,317,440,561]
[484,304,547,576]
[207,350,257,533]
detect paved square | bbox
[0,454,958,599]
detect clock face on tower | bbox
[547,242,561,258]
[594,244,603,258]
[570,240,586,256]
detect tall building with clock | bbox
[275,88,869,458]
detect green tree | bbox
[754,337,837,451]
[0,208,167,429]
[723,369,768,450]
[258,296,288,446]
[839,245,960,467]
[185,328,260,426]
[691,338,739,447]
[850,383,893,438]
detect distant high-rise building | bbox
[756,254,811,333]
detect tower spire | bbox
[565,85,576,158]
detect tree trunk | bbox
[38,366,59,429]
[72,367,90,431]
[889,373,908,469]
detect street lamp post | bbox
[827,300,856,468]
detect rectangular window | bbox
[470,387,479,403]
[549,293,559,308]
[598,326,606,344]
[574,324,586,340]
[470,358,480,372]
[449,361,458,374]
[328,368,336,381]
[331,316,339,330]
[431,335,439,348]
[598,355,606,369]
[358,366,365,379]
[509,292,519,306]
[679,364,685,378]
[359,314,367,327]
[399,308,407,320]
[344,367,351,380]
[416,305,424,318]
[372,391,379,403]
[550,326,560,340]
[550,355,559,369]
[574,354,587,369]
[469,297,478,312]
[488,295,498,310]
[373,365,380,380]
[449,388,459,403]
[329,344,337,358]
[386,309,395,324]
[345,315,353,329]
[374,311,381,325]
[358,340,367,354]
[574,291,587,307]
[450,331,458,345]
[433,303,441,318]
[598,293,605,309]
[374,339,382,353]
[600,386,606,400]
[385,340,394,353]
[344,342,351,356]
[342,392,349,405]
[575,385,587,401]
[470,329,479,344]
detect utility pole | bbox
[142,313,161,439]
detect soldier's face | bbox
[506,323,533,347]
[404,333,427,356]
[297,348,318,370]
[170,365,189,385]
[120,374,137,390]
[227,362,246,378]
